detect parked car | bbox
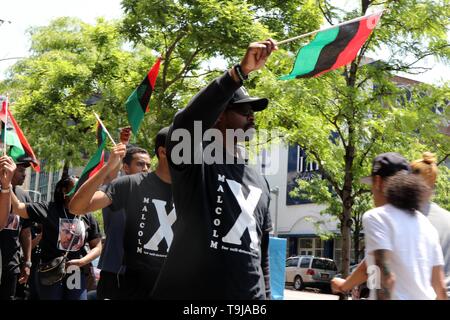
[285,255,338,292]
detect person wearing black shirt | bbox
[0,155,16,286]
[96,146,154,300]
[69,127,175,299]
[94,128,142,300]
[152,40,277,300]
[0,156,32,300]
[0,156,10,229]
[0,163,102,300]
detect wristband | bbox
[234,64,248,83]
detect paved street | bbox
[284,288,340,300]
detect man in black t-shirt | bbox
[0,155,33,300]
[69,127,175,299]
[0,157,9,230]
[152,40,277,300]
[97,145,152,300]
[0,155,15,285]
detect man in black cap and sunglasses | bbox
[153,39,277,300]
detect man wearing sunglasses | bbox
[153,39,277,300]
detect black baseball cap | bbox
[360,152,411,185]
[228,87,269,112]
[14,155,36,167]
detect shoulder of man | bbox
[363,206,384,220]
[110,173,137,186]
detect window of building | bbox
[297,237,324,256]
[38,171,49,202]
[286,145,320,205]
[29,171,37,201]
[298,237,313,255]
[50,170,60,201]
[314,238,324,257]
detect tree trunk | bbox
[341,205,352,277]
[341,138,355,277]
[353,228,361,263]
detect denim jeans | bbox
[38,272,87,300]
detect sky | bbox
[0,0,124,78]
[0,0,448,84]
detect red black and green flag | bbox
[126,58,161,135]
[0,100,40,172]
[67,122,107,196]
[280,12,382,80]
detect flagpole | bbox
[93,112,116,146]
[277,9,386,45]
[3,94,9,156]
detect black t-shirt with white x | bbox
[102,172,175,276]
[153,72,272,300]
[26,202,101,263]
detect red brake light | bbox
[306,269,315,275]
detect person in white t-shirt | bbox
[332,152,447,300]
[363,152,446,300]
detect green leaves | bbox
[6,18,154,169]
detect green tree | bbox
[4,17,156,169]
[3,1,322,169]
[120,0,323,145]
[433,163,450,211]
[254,0,449,276]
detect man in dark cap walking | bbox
[152,40,277,300]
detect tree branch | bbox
[182,69,220,78]
[318,0,334,25]
[362,0,373,14]
[438,154,449,166]
[352,188,371,198]
[312,99,347,148]
[307,148,343,199]
[384,44,450,74]
[161,29,187,92]
[359,132,381,167]
[165,47,202,89]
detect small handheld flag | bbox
[67,121,107,196]
[0,97,40,172]
[279,11,383,80]
[93,112,116,146]
[126,58,161,135]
